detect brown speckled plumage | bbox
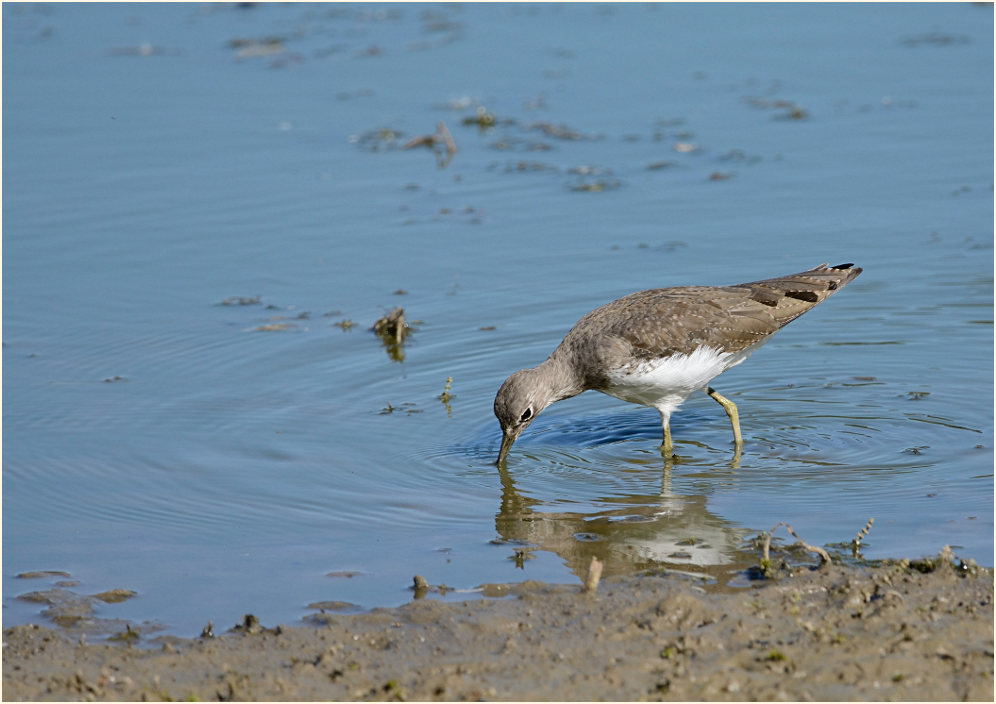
[495,263,862,463]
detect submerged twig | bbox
[402,121,457,167]
[854,517,874,545]
[762,522,831,569]
[849,517,875,557]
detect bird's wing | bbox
[570,263,862,362]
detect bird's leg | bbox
[659,410,674,457]
[707,387,743,450]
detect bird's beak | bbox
[497,430,517,466]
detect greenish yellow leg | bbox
[660,416,674,456]
[707,387,743,449]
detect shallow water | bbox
[3,2,992,636]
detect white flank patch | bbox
[602,343,762,418]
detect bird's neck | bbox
[537,352,585,402]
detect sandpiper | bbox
[494,262,862,463]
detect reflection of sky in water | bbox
[3,2,992,635]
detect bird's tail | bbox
[736,262,862,328]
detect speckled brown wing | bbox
[733,262,862,328]
[572,286,781,360]
[560,263,862,381]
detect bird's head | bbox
[494,367,555,465]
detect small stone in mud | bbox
[583,557,603,594]
[108,624,140,643]
[234,613,263,635]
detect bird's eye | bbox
[519,408,533,423]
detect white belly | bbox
[601,344,758,418]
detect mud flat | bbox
[3,555,992,701]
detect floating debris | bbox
[461,106,499,128]
[511,548,536,569]
[502,160,559,173]
[489,137,552,152]
[379,402,421,415]
[460,105,515,130]
[569,179,621,193]
[402,121,457,167]
[744,97,809,120]
[900,32,970,47]
[229,36,285,60]
[438,376,454,404]
[567,164,611,176]
[333,319,356,331]
[354,45,383,58]
[743,97,796,110]
[349,127,406,152]
[718,149,762,164]
[373,307,408,343]
[373,307,411,362]
[525,121,585,140]
[253,323,295,332]
[433,96,483,111]
[335,88,374,101]
[438,376,454,417]
[108,43,177,58]
[219,296,261,306]
[774,105,808,121]
[647,160,680,170]
[709,172,735,181]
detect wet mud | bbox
[4,554,992,701]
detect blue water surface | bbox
[3,2,992,636]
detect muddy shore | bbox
[3,552,992,702]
